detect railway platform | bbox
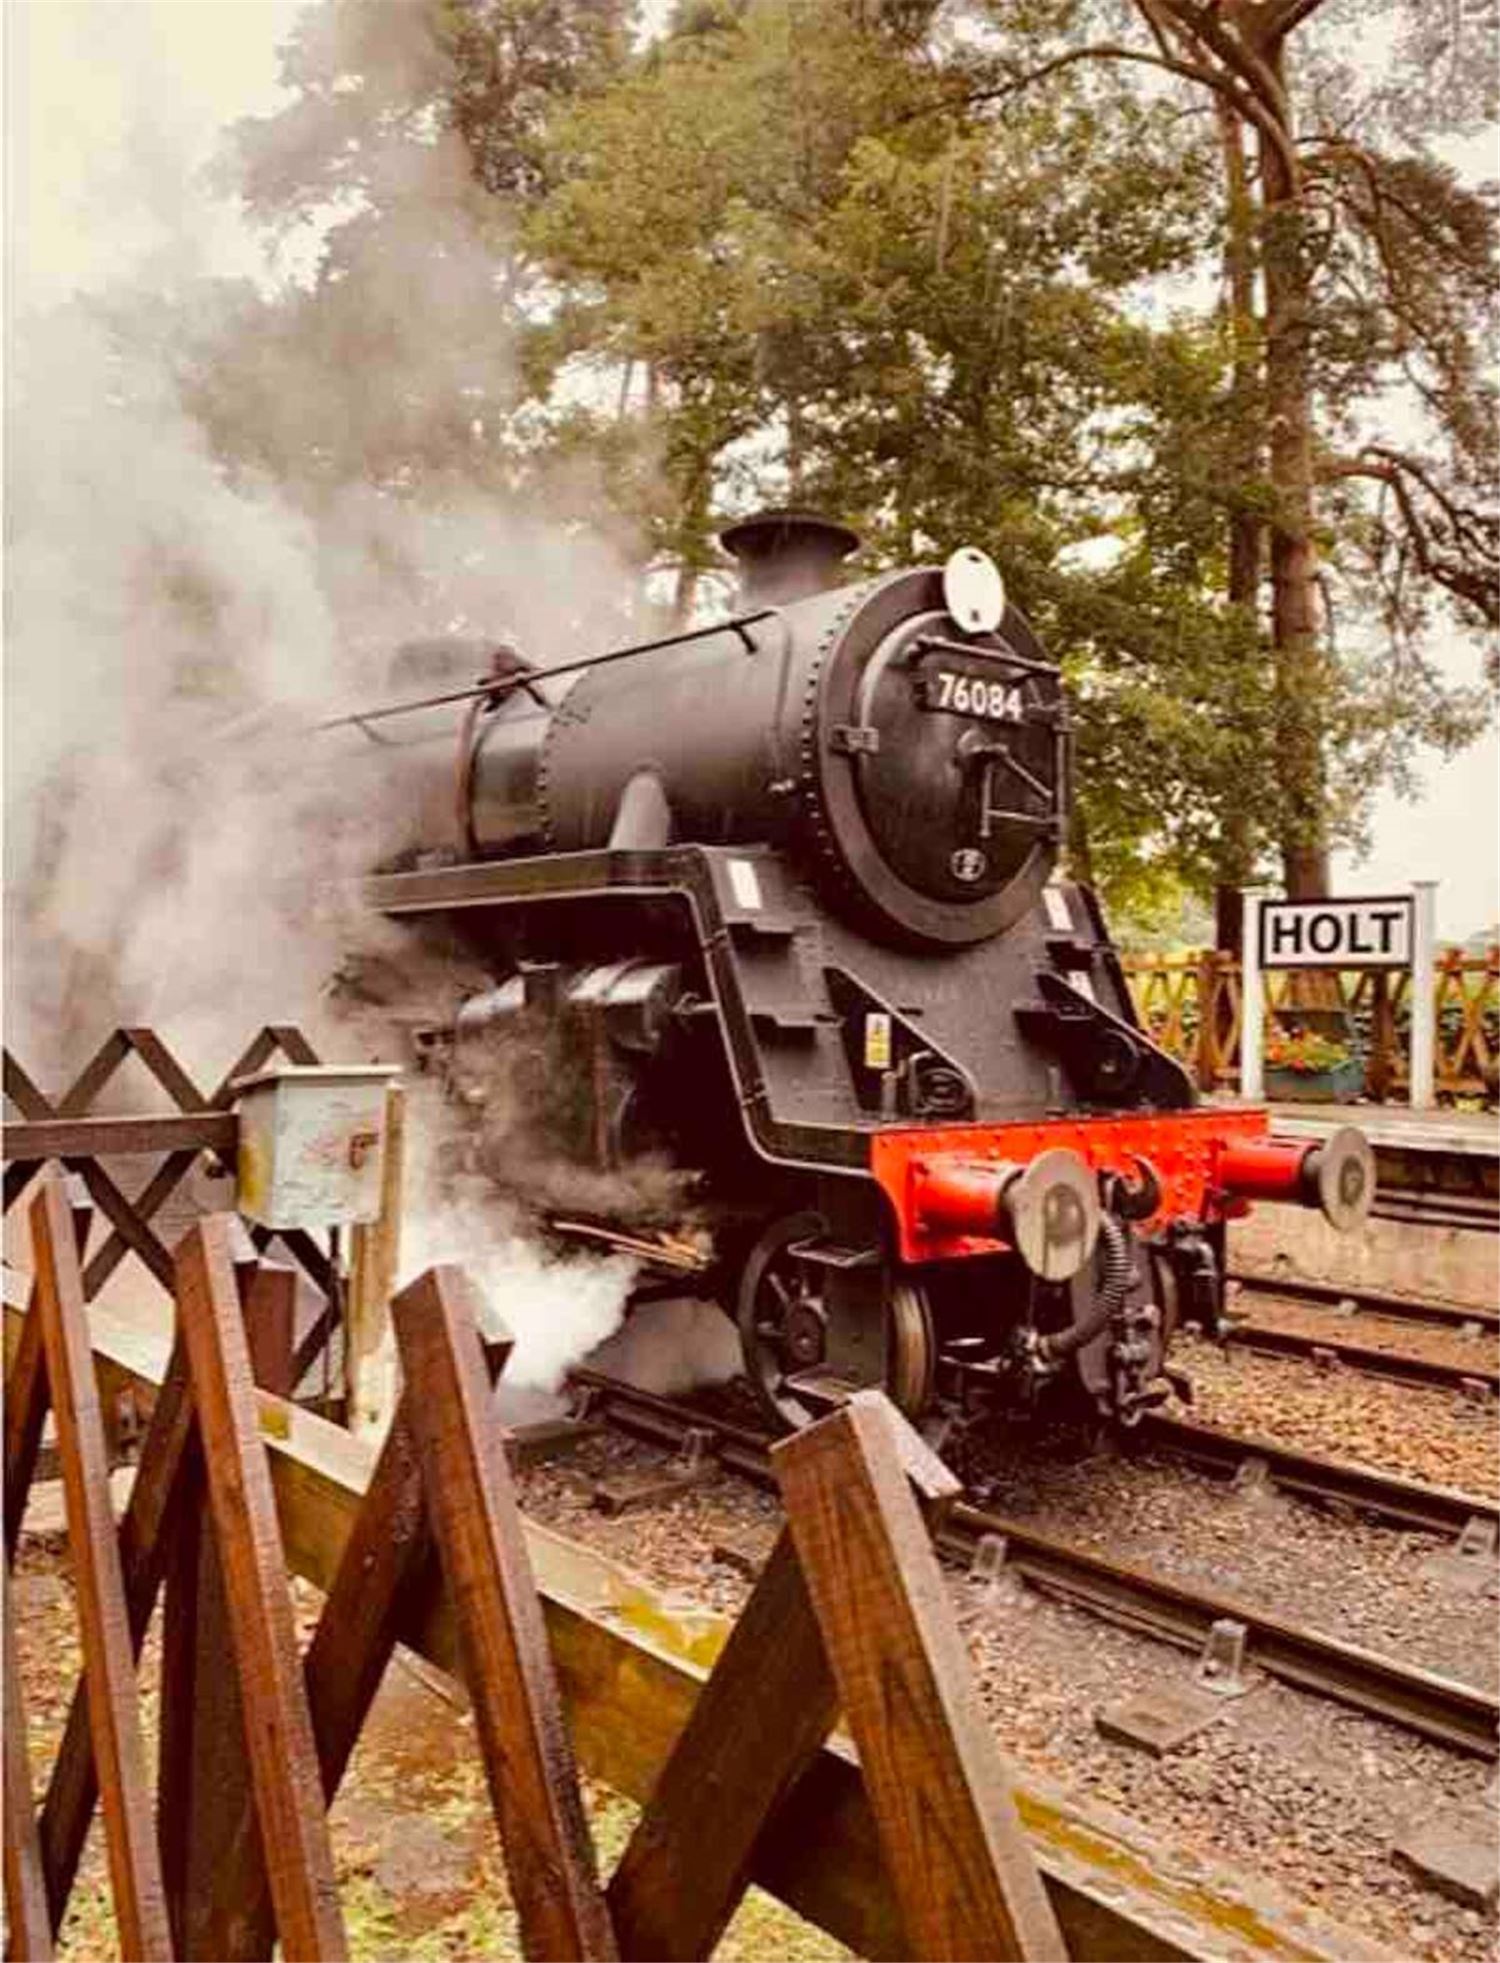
[1212,1096,1499,1234]
[1211,1096,1499,1307]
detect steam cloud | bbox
[4,2,687,1405]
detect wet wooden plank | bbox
[2,1116,238,1162]
[119,1030,209,1115]
[4,1594,54,1961]
[173,1263,297,1959]
[174,1217,346,1961]
[204,1330,514,1962]
[392,1266,617,1962]
[607,1526,840,1960]
[773,1391,1064,1963]
[42,1343,194,1934]
[7,1292,1364,1963]
[30,1174,172,1960]
[5,1183,92,1564]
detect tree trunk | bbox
[1213,100,1263,950]
[1253,34,1330,899]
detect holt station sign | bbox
[1258,896,1413,970]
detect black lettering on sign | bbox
[1269,913,1304,957]
[1308,912,1342,956]
[1262,896,1413,969]
[1370,906,1404,954]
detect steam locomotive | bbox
[342,512,1372,1432]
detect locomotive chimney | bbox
[719,509,860,606]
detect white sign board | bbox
[1259,896,1412,970]
[1241,884,1437,1110]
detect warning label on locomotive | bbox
[923,670,1025,722]
[864,1012,893,1070]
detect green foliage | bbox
[196,0,1496,918]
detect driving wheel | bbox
[736,1210,935,1432]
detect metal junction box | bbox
[233,1065,399,1231]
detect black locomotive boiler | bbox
[344,512,1373,1432]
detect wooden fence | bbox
[2,1026,346,1408]
[1122,945,1500,1104]
[4,1173,1069,1962]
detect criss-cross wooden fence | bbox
[4,1172,1064,1962]
[1122,945,1500,1104]
[2,1026,344,1401]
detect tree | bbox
[529,0,1284,913]
[941,0,1498,906]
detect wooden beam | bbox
[774,1392,1064,1962]
[2,1115,237,1163]
[4,1294,1370,1963]
[5,1182,92,1563]
[161,1260,296,1959]
[205,1331,515,1962]
[346,1084,404,1428]
[607,1526,841,1960]
[173,1218,347,1961]
[4,1596,54,1962]
[41,1343,194,1935]
[29,1176,172,1960]
[393,1267,617,1962]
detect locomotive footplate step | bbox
[1095,1685,1229,1758]
[1393,1799,1500,1910]
[591,1427,718,1516]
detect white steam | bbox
[4,2,683,1408]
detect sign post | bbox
[1409,881,1438,1111]
[1239,889,1268,1104]
[1240,886,1435,1109]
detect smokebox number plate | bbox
[921,669,1024,723]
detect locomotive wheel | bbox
[736,1211,934,1433]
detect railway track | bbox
[1228,1269,1500,1333]
[568,1369,1499,1759]
[1219,1318,1500,1394]
[1132,1412,1499,1537]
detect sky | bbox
[4,0,1497,940]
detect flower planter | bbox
[1264,1059,1365,1104]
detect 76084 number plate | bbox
[920,668,1026,723]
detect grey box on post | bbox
[233,1066,400,1230]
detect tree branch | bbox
[1256,0,1331,42]
[1323,448,1500,624]
[897,41,1300,184]
[1152,0,1294,136]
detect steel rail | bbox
[941,1503,1498,1760]
[1132,1413,1500,1537]
[1227,1268,1500,1333]
[567,1370,1498,1759]
[1219,1320,1500,1394]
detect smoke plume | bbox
[4,2,685,1406]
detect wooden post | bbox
[29,1174,173,1961]
[392,1265,618,1962]
[202,1334,514,1963]
[773,1391,1066,1963]
[40,1343,194,1935]
[5,1179,93,1565]
[161,1260,297,1958]
[173,1217,347,1961]
[4,1595,54,1961]
[607,1528,840,1960]
[1194,952,1218,1093]
[346,1083,404,1432]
